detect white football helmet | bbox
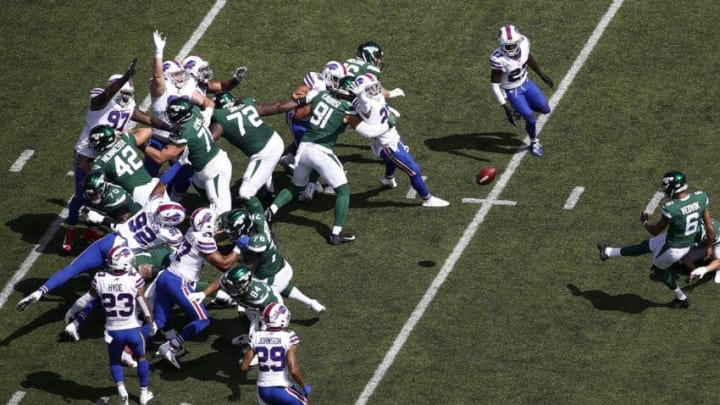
[155,202,186,227]
[351,73,382,98]
[498,25,522,57]
[183,55,213,84]
[263,303,291,328]
[107,246,135,273]
[322,61,349,90]
[162,59,189,89]
[191,207,217,233]
[107,74,135,107]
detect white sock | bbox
[674,287,687,301]
[288,287,313,306]
[332,226,342,235]
[608,247,622,257]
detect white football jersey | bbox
[92,270,144,331]
[167,230,217,283]
[75,88,137,158]
[303,71,327,92]
[489,35,531,90]
[353,94,401,154]
[249,328,300,387]
[150,80,197,141]
[114,209,183,251]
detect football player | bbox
[349,73,449,207]
[490,25,554,157]
[240,303,311,405]
[211,91,305,202]
[346,41,405,100]
[65,58,181,253]
[90,246,156,405]
[597,171,714,308]
[182,54,247,97]
[82,170,142,223]
[153,207,244,369]
[16,181,185,313]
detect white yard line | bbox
[0,0,227,312]
[9,150,34,172]
[355,1,626,403]
[6,391,26,405]
[563,186,585,209]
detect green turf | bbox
[2,1,720,404]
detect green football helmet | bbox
[661,170,688,197]
[214,91,235,109]
[223,208,253,239]
[88,125,116,152]
[220,264,253,295]
[83,170,108,205]
[356,41,384,69]
[166,97,195,124]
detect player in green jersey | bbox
[146,98,234,214]
[89,125,165,205]
[598,171,714,308]
[210,92,304,201]
[83,170,142,222]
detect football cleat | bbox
[158,341,181,369]
[422,196,450,208]
[597,242,609,261]
[118,383,129,405]
[121,349,138,368]
[379,176,398,189]
[64,321,80,341]
[62,228,75,253]
[308,299,326,315]
[139,390,154,405]
[81,227,104,243]
[668,298,690,309]
[329,232,356,245]
[530,142,543,157]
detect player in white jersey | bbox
[350,73,449,207]
[241,303,311,405]
[65,58,180,254]
[182,54,247,97]
[153,207,242,369]
[91,246,156,405]
[489,25,554,157]
[17,182,185,313]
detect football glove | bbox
[503,104,518,126]
[125,57,139,78]
[388,88,405,98]
[303,384,312,398]
[149,321,158,336]
[17,290,42,312]
[236,234,250,249]
[691,266,708,280]
[233,66,248,83]
[188,292,206,304]
[153,30,165,58]
[539,73,554,89]
[81,207,106,225]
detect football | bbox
[476,166,497,185]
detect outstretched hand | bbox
[540,73,554,89]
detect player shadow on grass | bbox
[5,213,65,252]
[566,284,668,313]
[424,131,524,160]
[21,371,115,403]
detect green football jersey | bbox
[344,57,382,80]
[134,246,174,273]
[176,108,220,172]
[212,97,275,156]
[248,236,282,280]
[300,91,354,149]
[90,183,141,219]
[91,132,153,192]
[232,279,280,311]
[662,191,709,247]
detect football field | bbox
[2,1,720,404]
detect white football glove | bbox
[81,208,105,225]
[233,66,247,82]
[153,30,166,58]
[691,266,708,280]
[201,106,214,126]
[149,321,158,336]
[188,292,206,304]
[388,88,405,98]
